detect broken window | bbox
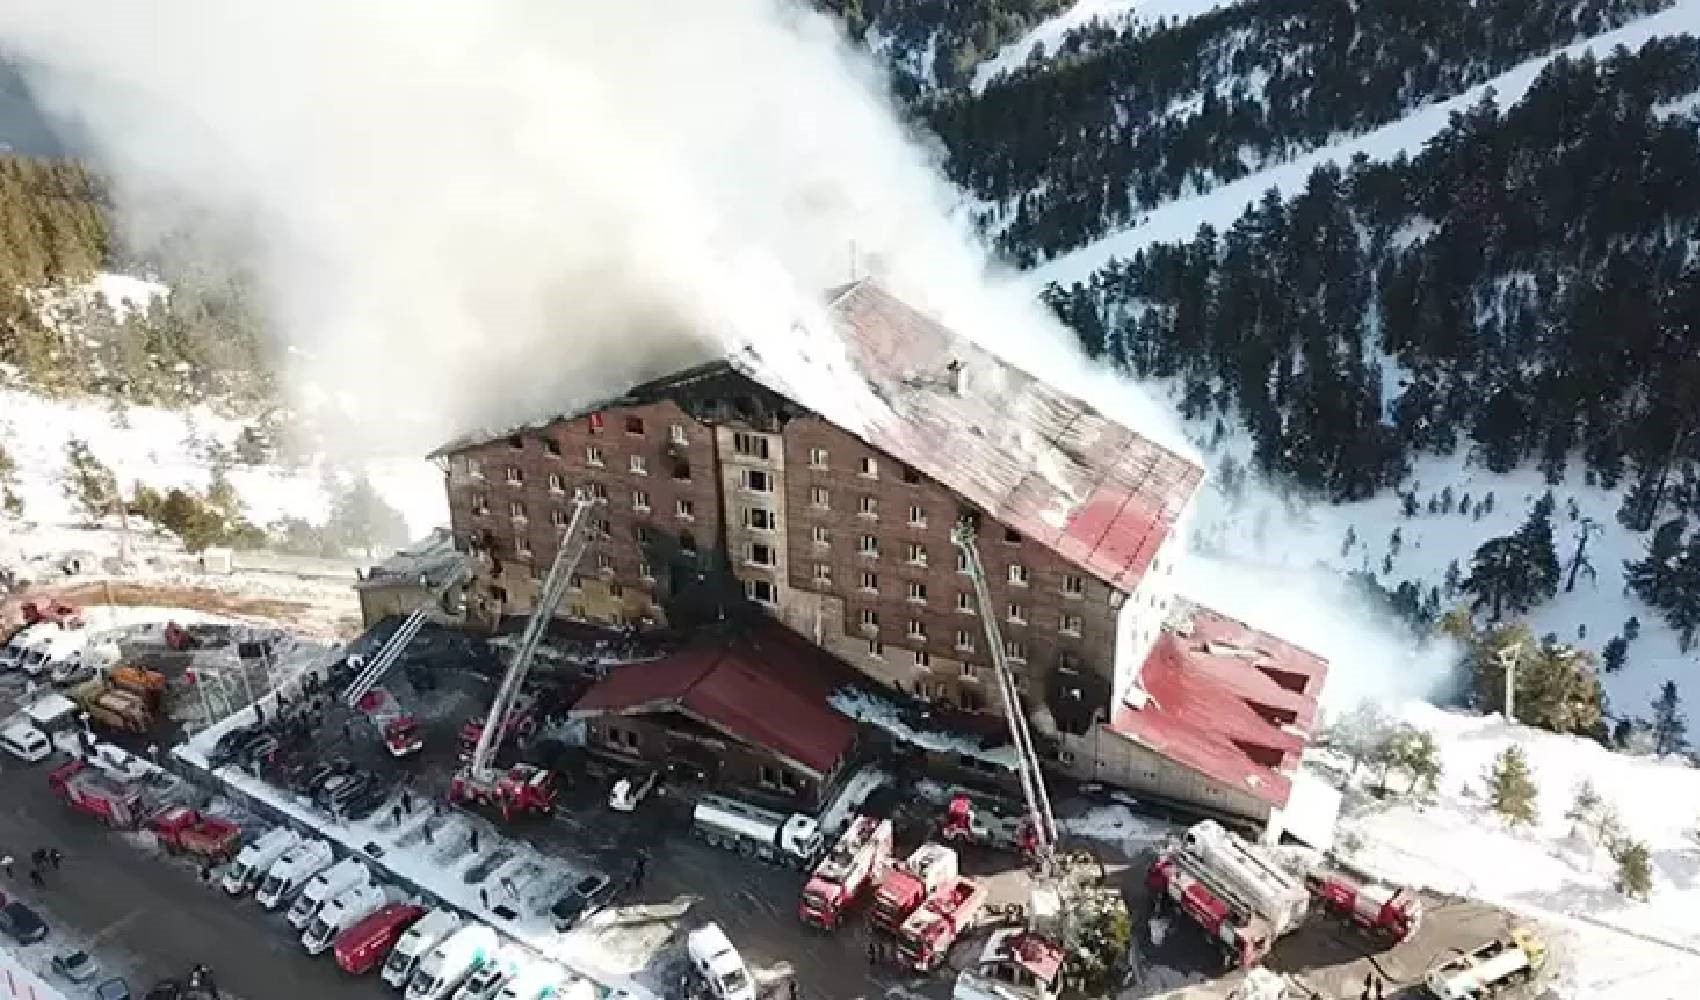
[1004,527,1021,545]
[625,416,645,435]
[741,469,772,493]
[544,438,562,457]
[672,460,691,481]
[747,542,774,567]
[508,434,523,450]
[733,432,770,459]
[901,466,922,485]
[745,579,777,604]
[680,530,698,555]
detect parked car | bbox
[96,979,133,1000]
[0,901,49,943]
[608,770,660,813]
[549,874,614,931]
[340,779,394,822]
[0,722,52,763]
[52,950,99,983]
[141,979,181,1000]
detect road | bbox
[0,752,385,1000]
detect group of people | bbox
[0,846,64,887]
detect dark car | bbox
[206,726,257,768]
[339,780,392,822]
[0,901,48,943]
[549,873,613,931]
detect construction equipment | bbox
[896,875,990,973]
[690,793,822,868]
[67,677,153,734]
[146,806,242,862]
[798,814,894,929]
[21,599,83,629]
[870,843,959,934]
[1424,929,1546,999]
[1146,820,1310,968]
[450,499,597,821]
[1307,862,1422,943]
[109,666,168,709]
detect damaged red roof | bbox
[570,625,859,776]
[1110,603,1328,807]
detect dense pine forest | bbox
[921,0,1673,264]
[817,0,1067,93]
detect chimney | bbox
[946,359,966,395]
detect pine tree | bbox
[1463,498,1562,619]
[59,437,115,526]
[1650,681,1689,755]
[1486,745,1539,827]
[327,475,410,555]
[1601,636,1628,673]
[0,440,22,516]
[1611,837,1653,899]
[1327,701,1394,777]
[1564,780,1601,838]
[1387,725,1442,797]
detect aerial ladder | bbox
[449,497,599,820]
[948,520,1076,1000]
[951,519,1059,874]
[342,558,473,708]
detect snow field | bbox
[1329,702,1700,1000]
[970,0,1234,92]
[1031,0,1700,287]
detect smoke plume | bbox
[0,0,1185,458]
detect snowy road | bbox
[0,752,384,999]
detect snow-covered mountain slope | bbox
[0,387,444,541]
[1030,0,1700,288]
[1185,432,1686,720]
[1329,703,1700,1000]
[969,0,1230,92]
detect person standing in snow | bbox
[0,855,11,878]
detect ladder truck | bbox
[797,814,894,929]
[947,521,1068,1000]
[870,843,960,934]
[1146,820,1311,969]
[343,559,472,755]
[448,498,597,821]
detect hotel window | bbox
[508,501,527,520]
[860,571,879,592]
[733,432,770,459]
[585,445,604,467]
[631,489,651,513]
[811,487,831,509]
[956,592,975,614]
[745,507,775,531]
[907,619,927,640]
[629,455,648,476]
[955,629,974,652]
[859,496,878,518]
[808,447,829,469]
[547,473,565,493]
[625,416,645,435]
[912,650,931,669]
[1063,574,1085,597]
[906,543,928,566]
[906,581,928,603]
[1008,564,1029,586]
[741,469,773,493]
[1004,640,1027,663]
[859,535,879,557]
[676,498,696,520]
[811,525,830,547]
[860,456,879,478]
[505,466,523,485]
[1007,603,1027,625]
[1061,614,1083,636]
[908,505,926,527]
[813,563,832,585]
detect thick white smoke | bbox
[0,0,1186,459]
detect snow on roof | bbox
[830,687,1017,770]
[1111,602,1328,808]
[355,527,467,591]
[570,625,859,776]
[432,281,1203,591]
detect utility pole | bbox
[1497,642,1523,723]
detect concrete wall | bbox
[1071,724,1273,826]
[1110,504,1192,709]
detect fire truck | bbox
[1146,820,1311,969]
[870,843,959,934]
[1424,929,1547,999]
[448,499,597,822]
[50,761,150,828]
[456,692,538,761]
[1306,862,1422,943]
[895,876,989,972]
[941,792,1040,857]
[147,806,243,862]
[798,814,893,929]
[354,687,424,758]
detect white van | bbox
[686,924,756,1000]
[46,630,93,684]
[2,624,55,674]
[1,722,52,763]
[16,625,64,679]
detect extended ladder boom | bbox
[468,498,598,780]
[951,521,1059,871]
[343,559,473,707]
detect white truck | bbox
[288,858,372,930]
[497,965,593,1000]
[406,924,500,1000]
[256,838,335,909]
[383,908,464,988]
[302,882,397,955]
[686,923,756,1000]
[1425,929,1547,999]
[690,794,822,868]
[223,827,301,896]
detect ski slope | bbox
[970,0,1232,92]
[1329,703,1700,1000]
[1031,0,1700,288]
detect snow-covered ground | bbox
[1186,438,1690,721]
[1031,0,1700,287]
[970,0,1232,92]
[1328,702,1700,1000]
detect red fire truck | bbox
[870,843,958,935]
[797,815,893,930]
[895,875,988,972]
[1307,864,1422,943]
